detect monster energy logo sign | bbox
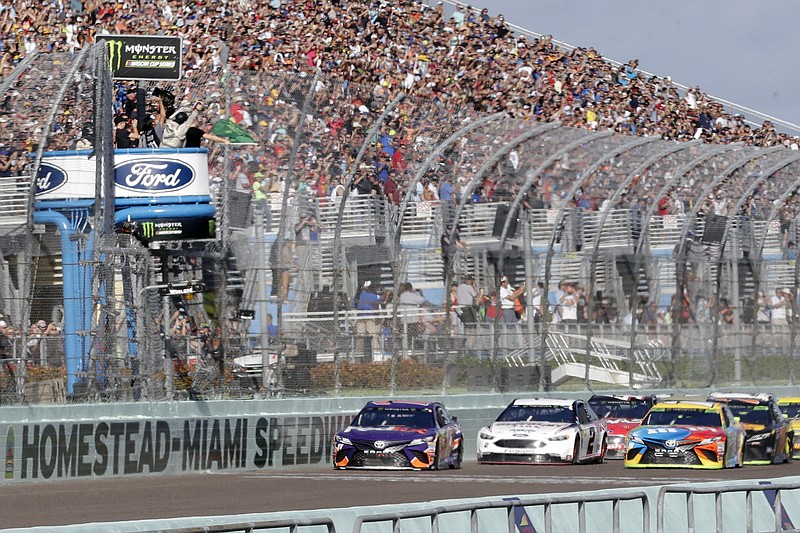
[135,218,215,243]
[107,39,123,71]
[98,35,182,81]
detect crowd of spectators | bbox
[3,1,797,141]
[2,0,800,339]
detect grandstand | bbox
[1,1,800,404]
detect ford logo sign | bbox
[36,162,68,195]
[115,159,195,192]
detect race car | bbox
[333,400,463,470]
[624,401,745,469]
[708,392,792,464]
[477,398,607,464]
[777,396,800,459]
[588,394,657,459]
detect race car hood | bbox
[628,425,725,443]
[487,421,574,437]
[337,425,434,442]
[604,418,642,436]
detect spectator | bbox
[559,283,579,324]
[639,301,659,328]
[455,275,483,328]
[771,288,790,326]
[529,281,545,323]
[756,290,771,324]
[161,102,204,148]
[440,224,466,279]
[353,281,386,358]
[498,276,522,324]
[113,115,138,149]
[0,319,12,358]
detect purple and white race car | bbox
[333,400,463,470]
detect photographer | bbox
[161,101,204,148]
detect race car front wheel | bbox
[430,441,441,470]
[572,438,581,465]
[450,445,463,469]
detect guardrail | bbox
[657,479,800,533]
[106,480,800,533]
[141,517,336,533]
[352,491,650,533]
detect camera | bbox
[152,87,176,109]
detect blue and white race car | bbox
[333,400,463,470]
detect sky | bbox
[457,0,800,133]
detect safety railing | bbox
[0,175,30,228]
[141,516,336,533]
[657,480,800,533]
[353,491,650,533]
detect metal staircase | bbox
[545,331,663,386]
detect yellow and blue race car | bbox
[624,401,745,469]
[709,392,792,465]
[777,396,800,459]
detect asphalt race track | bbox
[1,461,798,529]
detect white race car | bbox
[477,398,607,464]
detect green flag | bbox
[210,118,258,145]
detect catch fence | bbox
[2,47,800,404]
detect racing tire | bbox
[572,438,581,465]
[430,441,441,470]
[784,435,792,464]
[450,444,463,470]
[594,438,607,464]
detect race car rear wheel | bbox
[572,438,581,465]
[594,438,607,464]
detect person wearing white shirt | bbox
[499,276,519,324]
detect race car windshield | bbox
[726,404,771,425]
[497,405,574,423]
[643,408,722,427]
[780,404,800,419]
[589,399,651,419]
[354,407,434,429]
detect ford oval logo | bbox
[36,162,68,195]
[114,159,195,192]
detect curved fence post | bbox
[330,92,405,395]
[582,142,694,390]
[671,146,784,387]
[444,123,560,391]
[492,130,608,392]
[272,70,321,396]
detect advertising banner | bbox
[95,34,182,81]
[1,413,355,482]
[120,217,217,243]
[36,150,210,200]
